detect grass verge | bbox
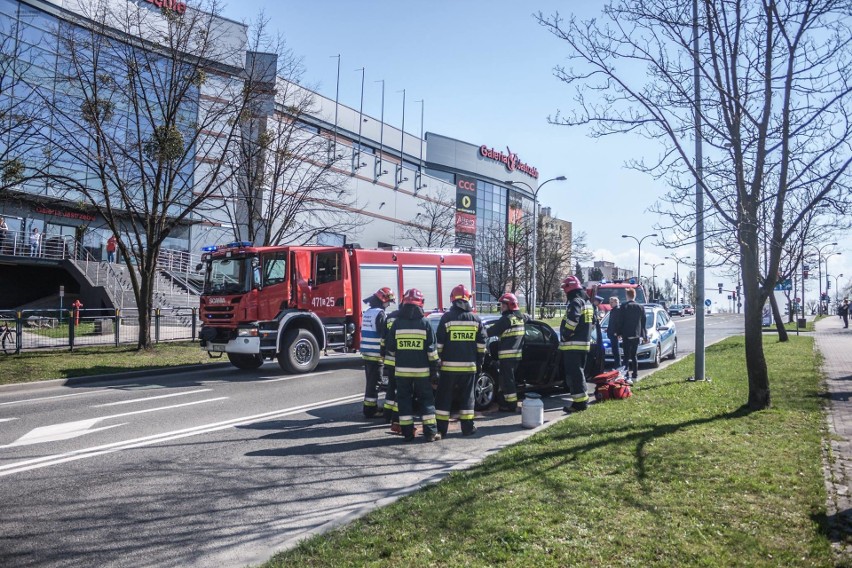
[266,335,834,567]
[0,342,219,385]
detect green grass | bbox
[265,335,835,567]
[768,319,815,332]
[26,322,96,338]
[0,341,219,384]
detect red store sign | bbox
[143,0,188,14]
[35,206,95,222]
[479,145,539,179]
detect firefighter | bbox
[487,292,527,412]
[435,284,487,437]
[559,276,595,413]
[386,288,441,442]
[361,286,395,418]
[382,304,403,434]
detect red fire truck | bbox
[197,242,475,373]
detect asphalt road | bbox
[0,313,743,568]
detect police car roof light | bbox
[225,241,253,248]
[201,245,218,252]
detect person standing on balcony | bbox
[29,227,40,257]
[106,234,117,263]
[0,218,8,255]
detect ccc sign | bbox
[457,179,476,192]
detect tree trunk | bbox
[741,249,771,410]
[136,260,155,350]
[769,293,788,342]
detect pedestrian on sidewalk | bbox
[840,298,849,329]
[606,296,623,369]
[616,287,647,380]
[106,234,117,263]
[29,227,40,257]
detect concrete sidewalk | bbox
[814,315,852,556]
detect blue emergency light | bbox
[225,241,253,248]
[628,278,637,285]
[201,245,218,252]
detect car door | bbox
[518,322,559,387]
[656,310,675,356]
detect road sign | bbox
[59,285,64,298]
[774,279,792,291]
[704,299,712,307]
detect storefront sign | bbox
[479,145,539,179]
[143,0,188,15]
[455,176,477,215]
[35,206,95,222]
[455,212,476,234]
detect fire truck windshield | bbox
[203,257,254,295]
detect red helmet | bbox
[561,276,582,294]
[374,287,396,304]
[450,284,471,302]
[402,288,425,307]
[498,293,519,311]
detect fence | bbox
[0,308,198,354]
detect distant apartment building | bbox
[539,207,573,302]
[582,261,634,283]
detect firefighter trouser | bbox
[384,369,398,425]
[435,372,475,436]
[396,376,437,439]
[363,360,383,417]
[607,334,621,368]
[498,359,520,408]
[623,337,640,377]
[562,350,589,402]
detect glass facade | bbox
[0,0,200,249]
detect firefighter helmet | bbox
[374,287,396,304]
[561,276,583,294]
[402,288,425,307]
[498,293,519,311]
[450,284,471,302]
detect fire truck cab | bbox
[197,242,475,373]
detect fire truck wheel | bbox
[227,353,264,370]
[278,328,320,374]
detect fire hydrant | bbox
[72,300,83,326]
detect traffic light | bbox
[803,264,810,279]
[718,283,723,294]
[828,280,832,290]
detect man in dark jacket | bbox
[386,288,441,442]
[559,276,594,413]
[606,296,623,369]
[487,292,527,412]
[436,284,487,436]
[616,287,647,380]
[361,287,395,418]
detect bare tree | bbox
[400,187,455,248]
[41,0,264,348]
[205,19,358,247]
[476,222,511,301]
[538,0,852,410]
[536,216,573,314]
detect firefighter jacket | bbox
[386,304,439,379]
[381,309,399,367]
[436,301,487,373]
[360,306,387,362]
[560,295,594,352]
[487,309,528,360]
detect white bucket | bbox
[521,392,544,429]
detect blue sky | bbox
[221,0,851,307]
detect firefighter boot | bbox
[562,400,589,413]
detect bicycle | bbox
[1,320,17,354]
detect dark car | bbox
[428,313,604,410]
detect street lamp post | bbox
[832,273,845,305]
[824,251,841,313]
[621,233,658,283]
[811,242,838,315]
[665,254,691,304]
[644,262,665,300]
[505,176,567,316]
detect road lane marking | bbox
[257,371,333,383]
[0,391,107,407]
[0,418,18,422]
[0,393,361,476]
[92,389,213,408]
[0,398,228,448]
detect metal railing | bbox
[0,308,199,353]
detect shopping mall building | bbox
[0,0,571,305]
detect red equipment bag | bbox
[595,382,612,402]
[592,370,621,386]
[609,378,632,400]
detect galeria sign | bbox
[144,0,187,14]
[479,145,539,179]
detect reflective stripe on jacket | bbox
[437,305,487,373]
[387,311,438,378]
[361,306,386,361]
[560,297,593,352]
[488,309,527,360]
